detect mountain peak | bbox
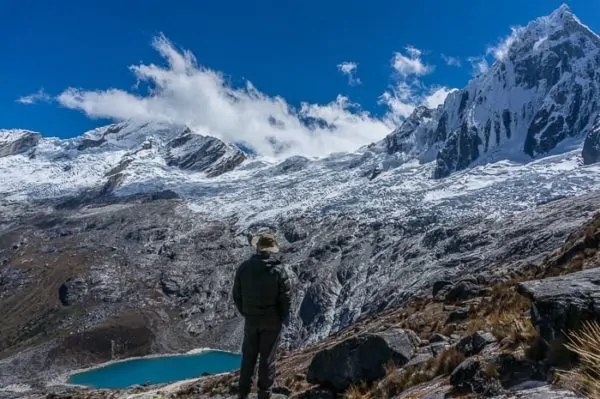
[548,3,574,22]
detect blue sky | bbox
[1,0,599,156]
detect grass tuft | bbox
[557,321,600,398]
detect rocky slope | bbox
[26,210,600,398]
[1,4,600,398]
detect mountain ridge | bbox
[379,3,600,178]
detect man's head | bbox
[251,234,280,254]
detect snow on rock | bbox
[165,131,246,177]
[0,120,246,200]
[380,4,600,178]
[582,114,600,164]
[1,6,600,230]
[0,129,41,158]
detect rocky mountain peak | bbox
[379,5,600,179]
[547,3,575,24]
[0,129,41,158]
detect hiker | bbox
[233,233,292,399]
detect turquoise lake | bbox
[69,350,241,389]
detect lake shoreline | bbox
[49,347,242,389]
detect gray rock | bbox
[392,377,451,398]
[436,280,481,302]
[489,353,547,389]
[58,277,89,306]
[0,131,40,158]
[429,333,450,343]
[518,268,600,343]
[490,383,584,398]
[165,131,246,177]
[582,115,600,165]
[447,307,469,323]
[306,329,419,391]
[428,341,450,357]
[450,358,504,396]
[456,331,497,356]
[432,280,452,296]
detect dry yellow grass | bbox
[558,321,600,399]
[465,283,536,347]
[376,347,465,398]
[344,383,373,399]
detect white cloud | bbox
[337,61,362,86]
[486,26,524,60]
[49,36,456,157]
[379,46,455,124]
[16,88,52,105]
[379,82,419,125]
[391,46,434,78]
[56,34,394,158]
[441,54,462,67]
[424,87,456,109]
[468,56,490,76]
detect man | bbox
[233,233,292,399]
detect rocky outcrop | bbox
[165,132,246,177]
[306,329,419,391]
[456,331,497,357]
[434,278,481,302]
[0,131,41,158]
[450,358,504,396]
[582,114,600,165]
[58,277,89,306]
[517,267,600,343]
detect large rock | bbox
[582,115,600,165]
[435,279,481,302]
[58,277,89,306]
[517,268,600,343]
[450,358,504,396]
[490,383,584,398]
[0,131,40,158]
[306,329,419,391]
[456,331,497,356]
[165,131,246,177]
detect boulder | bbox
[450,358,503,396]
[447,307,469,323]
[489,384,583,398]
[58,277,89,306]
[443,280,481,302]
[489,353,547,389]
[517,268,600,343]
[432,280,452,296]
[429,333,450,344]
[307,329,420,391]
[456,331,497,356]
[0,131,40,158]
[582,115,600,165]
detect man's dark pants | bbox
[238,323,282,399]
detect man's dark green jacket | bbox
[233,254,292,327]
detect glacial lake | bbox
[69,350,241,389]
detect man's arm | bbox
[277,266,292,323]
[233,266,243,316]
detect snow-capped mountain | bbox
[2,6,600,212]
[380,4,600,178]
[0,121,246,200]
